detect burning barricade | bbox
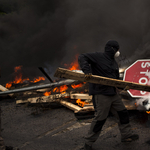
[1,58,150,115]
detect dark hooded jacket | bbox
[78,40,120,96]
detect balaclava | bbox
[104,40,120,59]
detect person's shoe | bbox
[121,134,139,142]
[83,143,93,150]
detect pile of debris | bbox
[0,68,138,116]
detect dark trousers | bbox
[85,94,133,146]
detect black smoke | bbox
[0,0,150,83]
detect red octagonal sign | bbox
[123,59,150,97]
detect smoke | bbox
[0,0,150,83]
[136,94,150,111]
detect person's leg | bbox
[85,94,112,147]
[111,95,139,141]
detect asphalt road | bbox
[1,98,150,150]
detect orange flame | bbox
[146,111,150,114]
[71,83,83,89]
[43,54,82,96]
[60,85,68,93]
[53,87,59,93]
[64,54,79,71]
[31,77,45,83]
[15,66,22,72]
[44,91,51,96]
[44,85,68,96]
[5,66,45,89]
[76,99,88,107]
[5,83,12,89]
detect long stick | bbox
[54,67,150,92]
[0,79,76,95]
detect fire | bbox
[5,66,45,89]
[5,83,12,89]
[59,85,68,92]
[64,54,79,70]
[44,91,51,96]
[53,85,68,93]
[43,54,83,97]
[44,85,69,96]
[71,83,83,89]
[15,66,22,72]
[31,77,45,83]
[146,111,150,114]
[76,99,88,107]
[53,87,59,93]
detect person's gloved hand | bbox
[84,73,92,80]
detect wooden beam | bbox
[0,84,13,97]
[54,67,150,92]
[16,93,70,104]
[59,100,82,113]
[70,93,92,100]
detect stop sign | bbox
[123,59,150,97]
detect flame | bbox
[5,66,45,89]
[15,66,22,72]
[76,99,88,107]
[5,83,12,89]
[59,85,68,92]
[64,54,79,71]
[31,77,45,83]
[71,83,83,89]
[44,85,68,96]
[43,54,83,96]
[44,91,51,96]
[146,111,150,114]
[53,87,59,93]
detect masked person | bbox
[78,40,139,150]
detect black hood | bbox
[104,40,120,59]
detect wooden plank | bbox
[0,84,13,97]
[16,93,70,104]
[16,93,93,104]
[70,93,92,100]
[16,96,56,104]
[59,100,82,112]
[54,67,150,92]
